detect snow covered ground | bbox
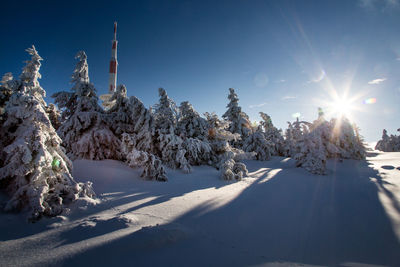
[1,150,400,267]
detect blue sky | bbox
[1,0,399,141]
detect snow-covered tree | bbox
[56,51,120,160]
[128,96,155,153]
[329,117,365,159]
[0,73,14,120]
[0,73,16,156]
[105,84,135,136]
[153,87,179,134]
[243,126,272,161]
[222,88,252,144]
[283,117,304,157]
[177,101,208,140]
[259,112,284,156]
[153,88,191,172]
[205,112,239,161]
[376,129,390,151]
[287,110,366,175]
[52,90,76,123]
[293,129,327,175]
[157,132,191,173]
[219,157,249,181]
[375,129,400,152]
[182,137,212,166]
[204,112,251,179]
[121,134,167,181]
[0,46,94,220]
[45,103,61,130]
[291,114,331,174]
[19,46,46,106]
[141,153,168,182]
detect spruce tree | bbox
[128,95,155,153]
[243,125,272,161]
[45,103,61,130]
[153,88,191,172]
[259,112,284,156]
[106,84,134,136]
[56,51,120,160]
[283,117,304,157]
[153,87,178,134]
[204,112,250,180]
[0,73,14,120]
[0,46,94,220]
[222,88,252,145]
[177,101,208,140]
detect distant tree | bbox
[153,87,179,134]
[329,117,365,159]
[283,117,304,157]
[259,112,284,156]
[243,125,272,161]
[222,88,252,145]
[177,101,208,140]
[375,129,400,152]
[288,108,366,175]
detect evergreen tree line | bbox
[0,47,368,219]
[375,129,400,152]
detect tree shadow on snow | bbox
[0,163,231,244]
[40,166,232,247]
[61,156,400,267]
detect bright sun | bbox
[330,98,352,117]
[311,69,373,122]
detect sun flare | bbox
[330,97,353,117]
[312,70,372,122]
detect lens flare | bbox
[364,98,376,104]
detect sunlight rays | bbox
[311,68,374,124]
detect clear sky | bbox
[1,0,399,141]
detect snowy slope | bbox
[0,151,400,267]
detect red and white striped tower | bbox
[108,22,118,93]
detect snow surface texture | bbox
[0,46,94,220]
[1,149,400,266]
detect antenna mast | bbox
[108,21,118,93]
